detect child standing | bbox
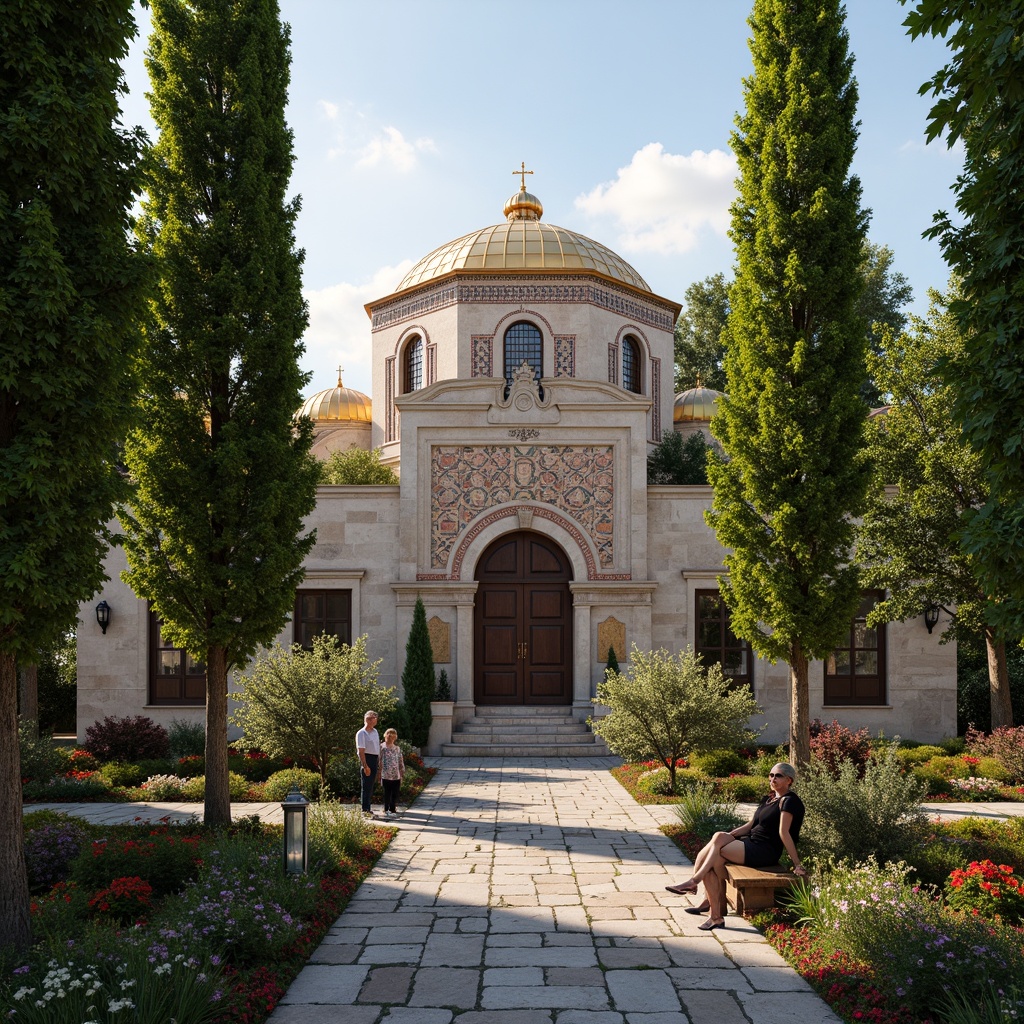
[379,728,405,819]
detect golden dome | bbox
[298,372,372,424]
[395,188,651,294]
[674,385,724,423]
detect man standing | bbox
[356,710,380,817]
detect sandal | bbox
[698,918,726,931]
[665,883,698,895]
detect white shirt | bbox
[356,726,380,756]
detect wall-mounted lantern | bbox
[924,603,940,634]
[95,600,111,635]
[281,785,309,875]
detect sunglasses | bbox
[768,773,788,779]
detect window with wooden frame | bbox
[824,591,886,705]
[149,609,205,705]
[293,590,352,649]
[695,589,752,687]
[622,335,643,394]
[403,336,423,393]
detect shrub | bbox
[180,771,249,801]
[175,754,205,778]
[17,720,64,782]
[945,860,1024,925]
[807,859,1024,1019]
[22,774,111,800]
[308,791,376,866]
[718,774,768,803]
[939,734,967,755]
[228,748,287,782]
[263,768,322,801]
[23,817,89,893]
[808,718,871,777]
[974,756,1011,783]
[87,875,154,924]
[401,596,435,748]
[141,774,189,800]
[98,761,146,788]
[635,766,676,796]
[325,756,362,799]
[592,645,761,792]
[167,717,206,758]
[966,725,1024,783]
[751,745,789,777]
[948,776,1003,800]
[83,715,170,762]
[672,782,744,844]
[67,748,99,772]
[320,445,399,485]
[690,748,747,777]
[434,669,452,701]
[231,633,396,785]
[798,744,928,866]
[895,744,946,766]
[71,828,204,897]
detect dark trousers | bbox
[361,753,379,812]
[382,778,400,813]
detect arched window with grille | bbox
[622,335,643,394]
[503,321,543,394]
[403,335,423,393]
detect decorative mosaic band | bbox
[430,444,615,571]
[372,278,676,333]
[651,356,661,441]
[554,336,575,378]
[471,335,494,378]
[607,342,618,386]
[385,356,396,442]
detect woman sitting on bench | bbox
[665,761,806,930]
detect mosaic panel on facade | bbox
[471,335,493,377]
[554,336,575,378]
[371,278,676,332]
[607,342,618,386]
[651,356,662,441]
[430,444,614,570]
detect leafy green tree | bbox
[857,283,1015,727]
[591,647,761,792]
[120,0,320,826]
[400,597,434,748]
[673,273,730,392]
[320,446,399,485]
[231,635,396,787]
[605,645,620,677]
[857,241,913,407]
[707,0,871,768]
[0,0,147,949]
[903,1,1024,638]
[647,430,710,485]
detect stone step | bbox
[472,706,576,717]
[440,741,607,757]
[458,722,591,735]
[458,729,592,743]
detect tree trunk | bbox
[0,650,32,950]
[986,629,1014,729]
[789,642,811,769]
[204,645,232,826]
[17,664,38,736]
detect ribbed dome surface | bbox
[674,385,724,423]
[298,377,372,423]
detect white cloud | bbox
[575,142,737,255]
[898,136,965,160]
[355,126,437,173]
[318,99,339,120]
[302,260,415,397]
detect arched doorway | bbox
[474,531,573,705]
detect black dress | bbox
[739,792,805,868]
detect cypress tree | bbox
[706,0,871,767]
[1,0,148,947]
[120,0,319,825]
[401,597,435,748]
[606,646,620,677]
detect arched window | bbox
[503,321,543,392]
[622,335,642,394]
[403,335,423,393]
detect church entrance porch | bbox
[474,531,572,705]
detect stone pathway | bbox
[267,757,839,1024]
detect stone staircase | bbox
[441,706,609,757]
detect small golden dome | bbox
[395,187,650,294]
[674,385,724,423]
[298,371,372,424]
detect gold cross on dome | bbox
[513,161,534,191]
[337,364,344,385]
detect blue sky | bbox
[119,1,961,399]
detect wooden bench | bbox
[723,864,798,917]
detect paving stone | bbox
[485,945,598,968]
[484,967,545,986]
[452,1013,553,1024]
[666,969,752,992]
[359,965,415,1003]
[623,1015,691,1024]
[481,986,610,1010]
[720,943,790,968]
[547,967,606,986]
[268,1005,380,1023]
[544,933,595,946]
[678,990,748,1024]
[487,933,543,947]
[660,938,734,969]
[408,967,481,1008]
[738,967,814,993]
[421,934,485,966]
[381,1009,454,1023]
[555,1013,625,1024]
[597,947,671,969]
[368,926,431,944]
[278,965,368,1004]
[735,991,843,1023]
[606,970,681,1012]
[322,927,369,943]
[359,943,425,964]
[309,943,361,964]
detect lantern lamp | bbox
[95,600,111,635]
[281,784,309,875]
[924,603,940,634]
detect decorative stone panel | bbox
[554,336,575,377]
[608,342,618,386]
[597,617,626,663]
[427,616,451,663]
[472,335,493,377]
[651,356,661,441]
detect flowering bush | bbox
[68,748,100,771]
[21,773,112,801]
[84,714,171,762]
[22,817,89,892]
[141,774,189,799]
[88,875,154,924]
[180,771,251,801]
[966,725,1024,784]
[945,860,1024,925]
[72,827,205,897]
[809,718,871,778]
[947,776,1002,801]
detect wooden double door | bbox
[474,532,573,705]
